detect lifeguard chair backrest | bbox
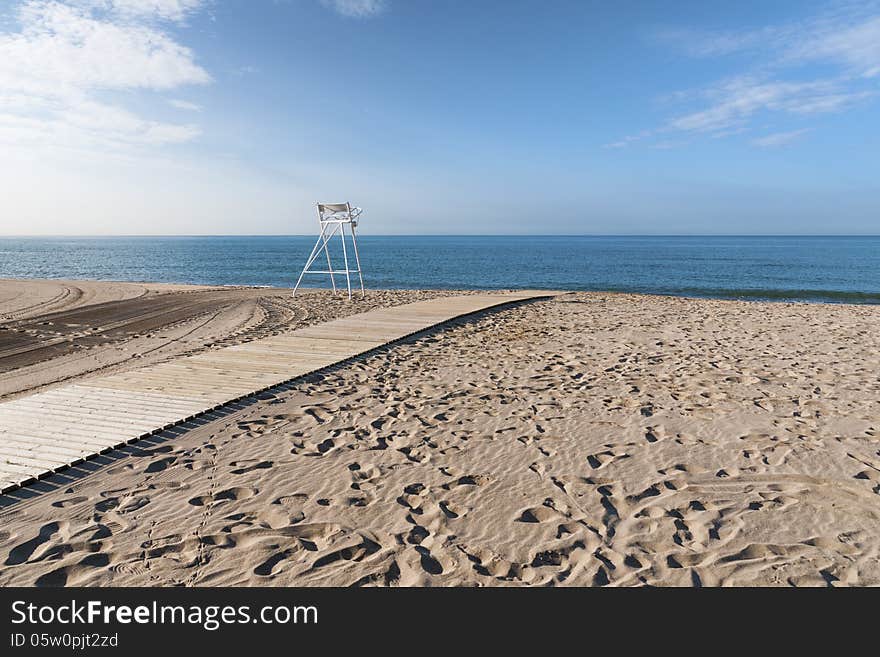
[317,202,351,219]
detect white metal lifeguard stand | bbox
[292,202,365,300]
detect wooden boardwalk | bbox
[0,291,558,492]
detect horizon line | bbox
[2,233,880,239]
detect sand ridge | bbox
[1,291,879,586]
[0,278,210,322]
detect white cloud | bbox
[603,130,653,149]
[4,2,210,92]
[169,98,201,111]
[0,97,201,152]
[667,77,873,135]
[232,65,259,77]
[751,128,811,148]
[653,7,880,77]
[652,25,782,58]
[789,15,880,78]
[321,0,387,19]
[624,6,880,147]
[0,0,209,152]
[71,0,206,22]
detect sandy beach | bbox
[0,278,473,400]
[1,280,879,586]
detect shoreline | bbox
[2,275,878,307]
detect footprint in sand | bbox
[144,456,178,473]
[34,553,115,588]
[51,495,89,509]
[441,474,492,490]
[586,448,630,470]
[254,548,300,577]
[414,546,445,575]
[439,500,467,519]
[5,521,70,566]
[348,462,383,494]
[188,486,257,507]
[516,499,566,524]
[230,460,273,475]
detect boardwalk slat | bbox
[0,399,181,425]
[0,436,92,460]
[36,387,206,414]
[67,385,208,408]
[0,450,67,471]
[1,433,123,454]
[0,423,132,444]
[0,407,163,433]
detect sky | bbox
[0,0,879,235]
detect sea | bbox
[1,235,878,304]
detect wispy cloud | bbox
[789,15,880,77]
[75,1,207,22]
[169,99,202,111]
[603,130,652,149]
[614,5,880,148]
[667,76,873,134]
[232,65,259,77]
[652,24,782,58]
[656,6,880,78]
[0,1,210,152]
[321,0,387,19]
[751,128,811,148]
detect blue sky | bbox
[1,0,879,235]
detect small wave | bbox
[660,287,880,304]
[220,284,274,288]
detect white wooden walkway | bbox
[0,291,558,492]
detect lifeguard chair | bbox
[292,202,365,300]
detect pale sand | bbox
[1,286,879,586]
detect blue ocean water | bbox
[1,236,878,304]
